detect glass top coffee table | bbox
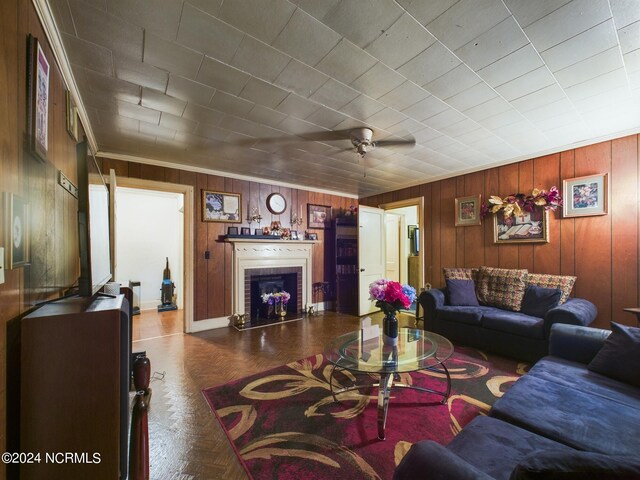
[324,328,454,440]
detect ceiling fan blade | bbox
[373,138,416,148]
[298,129,353,141]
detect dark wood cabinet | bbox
[20,294,131,479]
[335,217,358,315]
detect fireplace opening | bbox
[250,273,299,320]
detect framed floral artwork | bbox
[562,173,608,218]
[202,190,241,222]
[27,35,50,163]
[455,194,481,226]
[494,205,549,244]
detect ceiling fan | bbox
[346,127,415,157]
[297,127,416,158]
[244,127,416,159]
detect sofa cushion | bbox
[476,266,528,311]
[446,279,479,306]
[510,450,640,480]
[482,311,545,339]
[527,273,576,304]
[588,322,640,388]
[446,416,575,480]
[443,267,479,282]
[490,374,640,455]
[529,356,640,410]
[520,285,561,318]
[435,306,496,325]
[393,440,494,480]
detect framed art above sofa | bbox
[494,205,549,244]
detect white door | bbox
[358,205,385,315]
[109,169,118,281]
[384,213,401,281]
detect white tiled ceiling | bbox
[50,0,640,196]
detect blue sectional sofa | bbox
[419,285,597,362]
[394,324,640,479]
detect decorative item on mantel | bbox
[290,205,304,229]
[369,279,417,345]
[481,187,562,218]
[246,205,262,230]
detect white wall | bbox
[115,187,184,310]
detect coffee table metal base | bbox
[328,362,451,440]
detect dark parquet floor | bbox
[132,310,419,479]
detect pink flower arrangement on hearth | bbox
[480,187,562,218]
[368,279,417,316]
[262,291,291,305]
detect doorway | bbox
[109,175,194,336]
[380,199,423,294]
[116,187,183,339]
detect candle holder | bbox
[290,210,304,229]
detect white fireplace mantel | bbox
[227,239,318,316]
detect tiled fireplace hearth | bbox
[228,239,316,325]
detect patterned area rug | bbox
[203,347,527,480]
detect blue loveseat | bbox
[394,324,640,479]
[419,286,597,362]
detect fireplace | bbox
[228,239,315,328]
[247,267,302,320]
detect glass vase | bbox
[383,312,398,345]
[275,302,287,318]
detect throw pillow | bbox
[588,322,640,387]
[527,273,576,304]
[443,267,479,282]
[511,450,640,480]
[446,279,479,306]
[476,266,528,311]
[520,285,562,318]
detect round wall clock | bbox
[266,193,287,215]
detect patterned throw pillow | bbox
[443,267,479,282]
[527,273,576,304]
[476,266,528,311]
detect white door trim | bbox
[378,197,424,291]
[110,176,195,333]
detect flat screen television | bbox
[77,139,112,296]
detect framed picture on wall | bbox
[455,194,482,226]
[66,90,79,142]
[308,204,332,229]
[562,173,608,218]
[27,35,50,163]
[202,190,241,222]
[493,206,549,244]
[4,193,30,269]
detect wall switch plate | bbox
[58,170,79,198]
[0,247,4,284]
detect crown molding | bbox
[32,0,99,154]
[97,151,360,199]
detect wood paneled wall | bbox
[1,0,83,469]
[361,136,640,329]
[98,157,357,321]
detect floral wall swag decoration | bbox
[481,187,562,219]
